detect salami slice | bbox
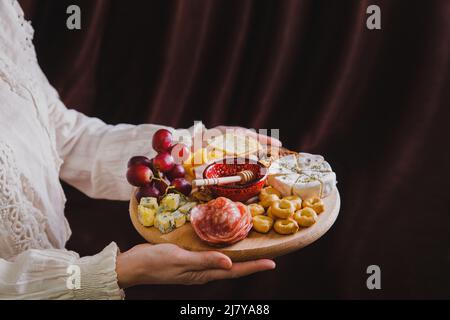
[190,197,253,246]
[207,202,252,244]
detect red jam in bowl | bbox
[203,158,268,203]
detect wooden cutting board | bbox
[129,187,340,262]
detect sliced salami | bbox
[190,197,253,246]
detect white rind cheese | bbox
[268,161,295,176]
[268,153,337,199]
[268,173,300,197]
[292,171,336,199]
[296,153,332,172]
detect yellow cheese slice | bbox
[207,133,262,156]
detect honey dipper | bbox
[192,170,256,188]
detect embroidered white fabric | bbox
[0,0,203,299]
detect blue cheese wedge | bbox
[267,153,337,199]
[178,202,197,221]
[178,202,197,214]
[154,210,187,233]
[154,212,175,234]
[140,197,159,210]
[160,193,181,211]
[172,210,187,228]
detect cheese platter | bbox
[126,130,340,261]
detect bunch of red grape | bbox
[126,129,192,201]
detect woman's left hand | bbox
[116,243,276,288]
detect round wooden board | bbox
[129,188,340,262]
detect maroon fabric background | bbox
[18,0,450,299]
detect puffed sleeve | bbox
[0,242,124,300]
[47,99,203,201]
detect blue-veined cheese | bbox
[137,205,156,227]
[179,202,197,214]
[140,197,159,209]
[154,209,189,233]
[178,202,197,221]
[154,212,175,234]
[160,193,181,211]
[172,210,187,228]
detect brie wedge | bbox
[268,153,337,199]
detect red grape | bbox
[136,184,161,202]
[171,178,192,196]
[152,129,173,153]
[153,152,175,173]
[127,156,151,168]
[167,164,186,181]
[126,164,153,187]
[170,143,191,164]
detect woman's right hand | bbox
[115,243,276,288]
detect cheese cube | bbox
[154,213,175,234]
[178,202,197,214]
[160,193,181,211]
[137,205,156,227]
[178,194,189,207]
[172,211,187,228]
[140,197,159,210]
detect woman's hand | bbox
[116,243,276,288]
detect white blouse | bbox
[0,0,201,299]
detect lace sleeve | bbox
[0,141,123,299]
[0,242,124,300]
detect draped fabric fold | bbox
[18,0,450,299]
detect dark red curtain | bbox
[19,0,450,299]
